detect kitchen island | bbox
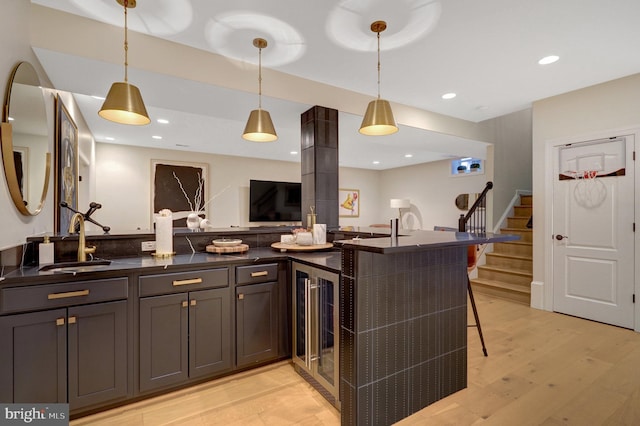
[334,230,517,426]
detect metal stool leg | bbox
[468,275,488,356]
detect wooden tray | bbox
[270,242,333,252]
[206,244,249,254]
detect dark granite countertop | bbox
[334,230,519,254]
[0,247,342,287]
[286,251,341,273]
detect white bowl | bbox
[212,239,242,247]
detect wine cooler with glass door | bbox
[291,261,340,409]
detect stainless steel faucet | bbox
[68,213,96,262]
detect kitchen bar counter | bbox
[334,229,517,253]
[4,228,516,425]
[337,230,518,425]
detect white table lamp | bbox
[390,198,410,223]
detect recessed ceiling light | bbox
[105,136,115,141]
[152,135,163,140]
[290,151,298,155]
[91,95,105,100]
[373,161,380,165]
[8,116,14,121]
[157,118,169,124]
[442,92,456,100]
[405,154,413,158]
[538,55,559,65]
[175,143,189,147]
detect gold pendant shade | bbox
[359,98,398,136]
[242,37,277,142]
[243,108,277,142]
[359,20,398,136]
[99,0,150,125]
[99,82,150,125]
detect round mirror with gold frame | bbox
[1,61,51,216]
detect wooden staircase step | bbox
[513,205,532,217]
[485,252,532,270]
[492,241,532,257]
[500,228,532,242]
[519,194,533,206]
[470,278,530,305]
[477,265,532,286]
[473,192,533,306]
[507,216,530,229]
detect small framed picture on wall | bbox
[339,188,359,217]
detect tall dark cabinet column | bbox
[301,106,339,228]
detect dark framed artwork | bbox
[54,95,78,233]
[151,160,208,228]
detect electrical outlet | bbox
[141,241,156,252]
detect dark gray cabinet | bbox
[0,308,67,403]
[138,269,231,393]
[68,300,128,410]
[0,257,292,418]
[0,277,129,412]
[235,264,279,368]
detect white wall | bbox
[338,167,381,227]
[0,0,51,250]
[95,142,491,233]
[531,73,640,313]
[477,109,532,227]
[95,143,303,232]
[377,157,494,231]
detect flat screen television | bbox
[249,179,302,222]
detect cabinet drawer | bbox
[139,268,228,297]
[1,277,128,314]
[236,263,278,285]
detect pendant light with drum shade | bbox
[242,38,277,142]
[98,0,150,126]
[359,21,398,136]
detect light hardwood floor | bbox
[72,293,640,425]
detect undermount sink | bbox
[39,259,112,273]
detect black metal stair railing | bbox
[458,181,493,233]
[457,181,493,357]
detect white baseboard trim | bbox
[530,281,546,310]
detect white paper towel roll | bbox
[156,209,173,254]
[313,224,326,245]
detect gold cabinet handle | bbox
[190,299,197,306]
[250,271,268,277]
[238,293,244,300]
[172,278,203,286]
[48,289,90,300]
[181,301,188,308]
[56,318,65,326]
[68,316,77,324]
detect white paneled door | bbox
[552,136,635,328]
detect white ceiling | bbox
[30,0,640,170]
